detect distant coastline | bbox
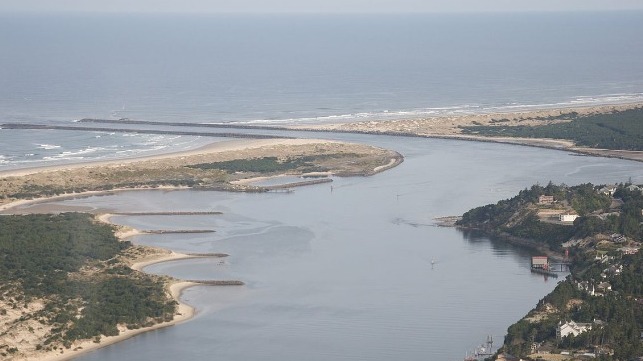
[20,102,642,164]
[285,102,643,163]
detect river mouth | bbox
[21,135,638,361]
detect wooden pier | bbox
[530,268,559,278]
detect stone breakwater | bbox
[1,123,291,139]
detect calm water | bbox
[2,12,643,360]
[15,135,643,361]
[2,12,643,168]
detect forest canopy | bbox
[0,213,176,352]
[460,107,643,151]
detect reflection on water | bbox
[22,136,643,361]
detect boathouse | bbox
[531,256,549,269]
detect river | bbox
[13,134,643,361]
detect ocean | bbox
[2,11,643,361]
[1,12,643,169]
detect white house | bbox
[557,321,592,339]
[560,214,579,223]
[599,186,617,196]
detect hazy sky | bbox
[2,0,643,13]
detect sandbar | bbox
[287,102,643,162]
[0,138,338,178]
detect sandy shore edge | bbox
[0,138,341,178]
[16,216,202,361]
[37,280,198,361]
[287,102,643,163]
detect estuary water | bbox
[2,11,643,360]
[17,135,643,361]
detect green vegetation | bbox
[460,183,643,359]
[503,252,643,359]
[0,213,176,352]
[0,213,123,296]
[187,155,355,174]
[1,167,227,202]
[457,182,614,250]
[460,107,643,150]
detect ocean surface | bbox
[2,11,643,361]
[1,12,643,169]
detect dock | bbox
[530,255,569,278]
[530,268,559,278]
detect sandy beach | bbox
[33,280,198,361]
[3,214,206,361]
[0,138,402,213]
[0,138,341,178]
[287,102,643,162]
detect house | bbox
[596,282,612,294]
[626,184,641,193]
[576,281,596,296]
[538,195,555,204]
[604,265,622,276]
[557,320,592,339]
[610,233,626,243]
[619,246,639,255]
[560,213,578,223]
[599,185,617,196]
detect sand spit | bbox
[0,138,403,213]
[0,139,330,178]
[288,102,643,162]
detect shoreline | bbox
[0,186,190,214]
[0,138,337,178]
[1,103,641,181]
[37,280,199,361]
[0,102,638,360]
[435,217,566,261]
[31,218,205,361]
[0,139,404,214]
[285,102,643,163]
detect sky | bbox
[2,0,643,14]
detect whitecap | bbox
[38,144,61,150]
